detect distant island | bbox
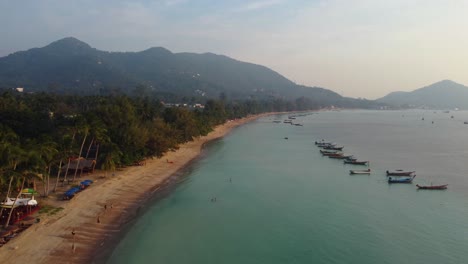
[377,80,468,110]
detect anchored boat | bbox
[386,170,415,176]
[416,184,448,190]
[350,169,371,175]
[388,175,416,183]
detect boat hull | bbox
[416,184,448,190]
[388,176,415,183]
[386,170,415,176]
[350,169,371,175]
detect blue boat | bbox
[63,187,81,200]
[388,175,415,183]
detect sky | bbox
[1,0,468,99]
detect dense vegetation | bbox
[0,90,326,195]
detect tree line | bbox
[0,91,324,196]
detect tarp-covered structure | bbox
[61,157,96,173]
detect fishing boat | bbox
[323,145,344,151]
[350,169,371,175]
[323,153,344,157]
[329,154,353,159]
[388,175,415,183]
[416,184,448,190]
[344,160,368,165]
[320,149,339,154]
[386,170,415,176]
[315,140,334,146]
[316,143,336,148]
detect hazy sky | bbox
[2,0,468,99]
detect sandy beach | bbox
[0,114,273,264]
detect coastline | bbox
[0,113,277,264]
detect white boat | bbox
[350,169,371,175]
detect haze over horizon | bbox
[2,0,468,99]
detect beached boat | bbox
[386,170,415,176]
[388,175,415,183]
[416,184,448,190]
[344,160,368,165]
[350,169,371,175]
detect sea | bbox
[106,110,468,264]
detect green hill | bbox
[377,80,468,109]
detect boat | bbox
[316,142,335,148]
[272,120,281,123]
[416,184,448,190]
[344,160,369,165]
[388,175,415,183]
[464,121,468,124]
[315,140,333,146]
[323,153,344,157]
[386,170,415,176]
[323,145,344,151]
[350,169,371,175]
[320,149,339,154]
[329,154,353,159]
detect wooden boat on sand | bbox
[416,184,448,190]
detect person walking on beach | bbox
[71,229,76,252]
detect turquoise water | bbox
[107,110,468,264]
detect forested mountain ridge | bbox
[377,80,468,109]
[0,37,338,102]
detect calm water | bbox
[107,110,468,264]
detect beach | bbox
[0,114,268,264]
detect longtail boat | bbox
[320,149,339,155]
[350,169,371,175]
[386,170,415,176]
[323,145,344,150]
[416,184,448,190]
[344,160,369,165]
[329,154,353,159]
[321,152,343,157]
[388,175,415,183]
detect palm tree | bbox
[4,177,25,228]
[100,143,122,177]
[72,125,89,182]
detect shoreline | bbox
[0,113,280,264]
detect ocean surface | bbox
[107,110,468,264]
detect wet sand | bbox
[0,114,272,264]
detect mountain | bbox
[377,80,468,109]
[0,37,348,105]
